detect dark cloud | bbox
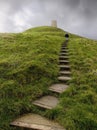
[0,0,97,39]
[65,0,80,8]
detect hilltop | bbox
[0,26,97,130]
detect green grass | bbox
[0,26,65,130]
[45,38,97,130]
[0,26,97,130]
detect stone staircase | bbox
[33,42,71,110]
[10,41,71,130]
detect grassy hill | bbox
[0,26,97,130]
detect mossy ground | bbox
[0,26,97,130]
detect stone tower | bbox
[51,20,57,28]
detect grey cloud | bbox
[0,0,97,39]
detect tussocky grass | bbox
[0,26,66,130]
[1,26,97,130]
[45,38,97,130]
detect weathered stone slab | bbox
[59,60,69,64]
[59,71,71,75]
[61,46,68,49]
[49,84,69,93]
[61,49,68,52]
[10,114,65,130]
[33,96,59,109]
[59,65,70,69]
[59,60,69,62]
[58,76,71,81]
[60,53,68,56]
[59,56,69,60]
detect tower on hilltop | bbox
[51,20,57,28]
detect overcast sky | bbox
[0,0,97,39]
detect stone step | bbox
[59,60,69,64]
[59,65,70,69]
[10,114,65,130]
[59,65,70,71]
[49,84,69,94]
[61,47,68,49]
[33,96,59,110]
[59,56,69,60]
[58,76,71,82]
[60,53,68,56]
[61,49,68,51]
[61,49,68,52]
[59,71,71,75]
[60,52,68,54]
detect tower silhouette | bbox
[51,20,57,27]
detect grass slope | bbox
[0,26,97,130]
[64,39,97,130]
[0,26,65,130]
[46,38,97,130]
